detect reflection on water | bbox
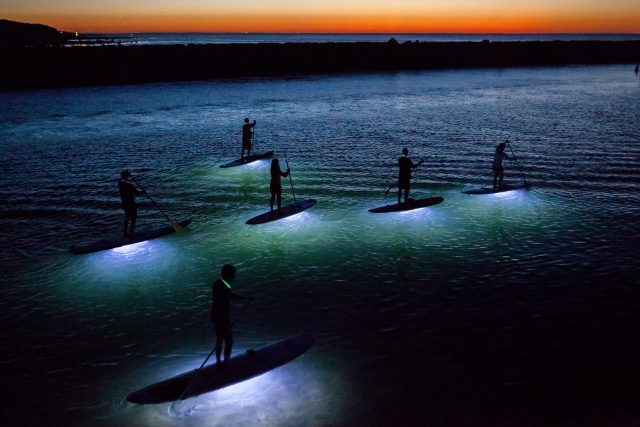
[1,65,640,426]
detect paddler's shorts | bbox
[270,183,282,195]
[242,137,252,150]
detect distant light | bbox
[75,32,78,36]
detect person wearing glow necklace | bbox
[398,147,423,205]
[211,264,254,367]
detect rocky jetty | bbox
[1,31,639,91]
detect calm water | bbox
[2,65,640,426]
[78,32,640,45]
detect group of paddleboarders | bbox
[112,122,523,369]
[240,117,294,214]
[396,141,516,204]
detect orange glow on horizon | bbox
[5,12,640,34]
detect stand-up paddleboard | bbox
[69,219,191,254]
[246,199,316,225]
[220,151,274,168]
[126,333,315,404]
[369,197,444,213]
[462,182,529,195]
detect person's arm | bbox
[128,182,144,196]
[282,168,290,178]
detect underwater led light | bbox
[282,210,308,221]
[244,159,268,169]
[490,189,522,199]
[144,348,339,425]
[398,207,429,215]
[110,240,153,256]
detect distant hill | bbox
[0,19,74,45]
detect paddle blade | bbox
[170,221,183,232]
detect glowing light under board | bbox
[110,240,154,255]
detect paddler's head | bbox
[221,264,236,283]
[402,147,408,156]
[244,118,249,124]
[120,170,131,179]
[496,142,506,152]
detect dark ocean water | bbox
[77,32,640,46]
[1,65,640,426]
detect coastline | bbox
[2,40,639,92]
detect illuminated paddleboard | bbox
[369,196,444,213]
[246,199,316,225]
[219,150,274,168]
[126,333,315,404]
[69,219,191,254]
[462,182,529,195]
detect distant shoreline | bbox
[2,40,639,92]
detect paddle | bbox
[175,299,252,402]
[284,152,297,204]
[384,159,424,197]
[129,175,183,232]
[505,140,528,188]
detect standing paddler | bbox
[492,141,516,190]
[118,170,144,237]
[398,147,423,205]
[270,158,290,213]
[241,117,257,160]
[211,264,254,367]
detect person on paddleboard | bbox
[398,147,423,205]
[211,264,254,367]
[270,158,290,213]
[241,118,256,160]
[118,170,144,237]
[492,141,516,189]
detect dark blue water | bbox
[78,32,640,46]
[1,65,640,426]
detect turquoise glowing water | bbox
[1,65,640,426]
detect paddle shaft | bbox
[176,299,252,401]
[506,141,528,187]
[129,176,182,231]
[384,159,424,197]
[284,152,297,203]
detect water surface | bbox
[1,65,640,426]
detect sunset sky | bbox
[2,0,640,34]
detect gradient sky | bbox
[2,0,640,33]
